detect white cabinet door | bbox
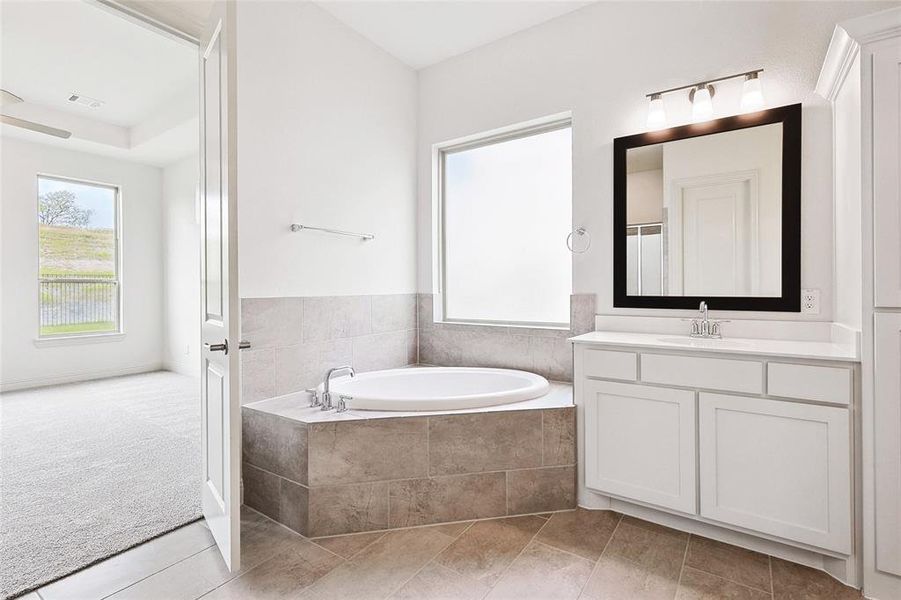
[699,393,851,553]
[583,380,696,514]
[873,37,901,307]
[875,313,901,575]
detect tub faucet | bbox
[322,365,355,410]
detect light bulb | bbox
[691,85,713,122]
[741,72,764,112]
[646,94,666,130]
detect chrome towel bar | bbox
[289,223,374,240]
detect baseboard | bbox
[163,359,198,377]
[0,362,163,392]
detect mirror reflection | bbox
[626,123,783,297]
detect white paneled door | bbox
[873,37,901,308]
[875,313,901,576]
[200,0,241,572]
[698,393,851,554]
[583,380,697,514]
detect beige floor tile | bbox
[486,541,593,600]
[580,551,681,600]
[676,567,772,599]
[427,521,474,538]
[770,557,863,599]
[300,526,455,599]
[201,541,342,599]
[108,511,308,600]
[39,521,215,600]
[604,516,688,580]
[312,531,386,559]
[106,545,234,600]
[685,535,772,593]
[390,562,492,600]
[535,508,621,561]
[434,515,546,586]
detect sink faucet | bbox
[689,301,726,339]
[322,365,355,410]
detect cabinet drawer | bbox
[582,348,637,381]
[767,363,851,405]
[641,353,762,394]
[699,393,851,553]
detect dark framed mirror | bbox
[613,103,801,311]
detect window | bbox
[439,120,572,327]
[38,175,120,337]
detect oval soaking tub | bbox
[320,367,550,411]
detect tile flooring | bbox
[25,507,862,600]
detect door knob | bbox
[205,340,229,354]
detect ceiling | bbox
[0,0,198,166]
[316,1,592,70]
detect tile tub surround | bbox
[240,294,418,404]
[417,293,596,382]
[241,400,576,537]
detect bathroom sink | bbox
[657,336,748,348]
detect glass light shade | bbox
[691,86,713,122]
[741,75,765,112]
[646,95,666,130]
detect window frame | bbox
[434,116,573,329]
[35,173,124,341]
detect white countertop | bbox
[570,331,859,362]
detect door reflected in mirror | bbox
[626,123,783,298]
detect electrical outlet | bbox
[801,288,820,314]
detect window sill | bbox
[437,320,571,332]
[34,332,125,348]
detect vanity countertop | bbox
[570,330,859,362]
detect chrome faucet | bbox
[322,365,355,411]
[689,301,726,339]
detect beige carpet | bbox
[0,371,201,599]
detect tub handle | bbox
[305,388,321,407]
[337,395,352,413]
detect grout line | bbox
[380,525,463,600]
[98,544,217,600]
[310,531,386,562]
[769,555,774,597]
[483,509,556,591]
[531,539,595,564]
[574,512,624,599]
[674,533,692,600]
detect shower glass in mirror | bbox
[625,123,782,297]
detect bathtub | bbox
[318,367,550,411]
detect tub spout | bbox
[322,365,355,410]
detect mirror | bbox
[613,104,801,311]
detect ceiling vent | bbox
[67,93,104,109]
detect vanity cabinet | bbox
[698,393,851,553]
[583,380,696,514]
[573,334,856,556]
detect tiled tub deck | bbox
[242,385,576,537]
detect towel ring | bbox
[566,227,591,254]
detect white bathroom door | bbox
[199,0,241,572]
[680,179,756,296]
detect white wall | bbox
[417,1,893,321]
[0,137,163,390]
[832,58,862,331]
[162,155,199,376]
[235,1,418,298]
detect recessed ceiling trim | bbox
[88,0,200,46]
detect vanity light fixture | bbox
[645,69,764,128]
[740,71,765,112]
[646,93,666,130]
[690,84,714,122]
